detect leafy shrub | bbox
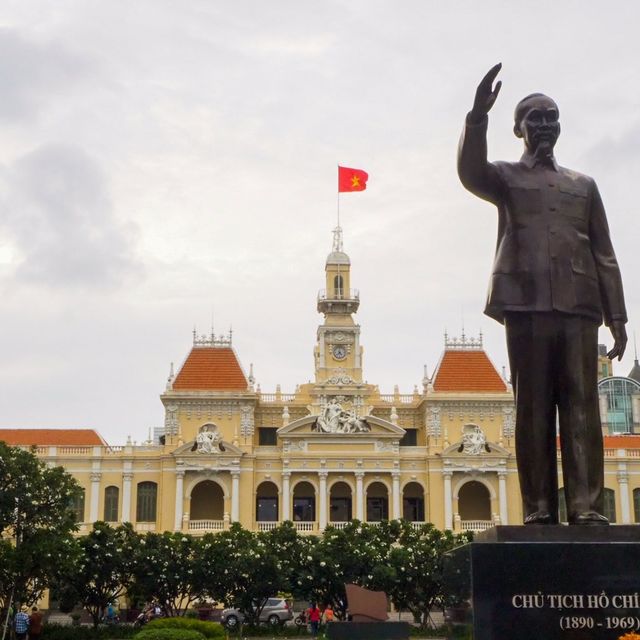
[226,626,310,637]
[135,629,205,640]
[145,617,225,639]
[42,624,137,639]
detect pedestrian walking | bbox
[307,602,321,637]
[28,607,43,640]
[14,606,29,640]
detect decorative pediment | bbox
[278,414,405,437]
[171,438,245,457]
[441,424,511,458]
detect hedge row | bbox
[42,624,137,639]
[135,630,205,640]
[145,618,225,638]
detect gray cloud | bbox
[0,28,94,122]
[0,143,140,288]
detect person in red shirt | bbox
[28,607,44,640]
[307,603,321,637]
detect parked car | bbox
[221,598,293,628]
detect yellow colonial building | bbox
[3,227,640,533]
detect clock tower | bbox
[314,226,363,384]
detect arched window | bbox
[190,480,224,521]
[71,489,85,523]
[366,482,389,522]
[333,275,344,298]
[634,488,640,523]
[136,482,158,522]
[603,488,616,524]
[104,486,119,522]
[402,482,425,522]
[329,481,352,523]
[458,481,491,521]
[293,481,316,522]
[256,481,279,522]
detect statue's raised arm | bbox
[469,63,502,124]
[457,63,503,203]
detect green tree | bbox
[294,520,399,619]
[199,523,291,626]
[0,442,81,614]
[131,531,205,617]
[385,522,471,629]
[58,522,139,627]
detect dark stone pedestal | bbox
[326,621,410,640]
[445,525,640,640]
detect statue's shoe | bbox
[524,510,554,525]
[569,511,609,525]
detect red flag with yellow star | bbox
[338,166,368,192]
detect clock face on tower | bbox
[332,345,347,360]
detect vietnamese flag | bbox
[338,166,368,192]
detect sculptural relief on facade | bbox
[313,397,370,434]
[194,424,224,454]
[427,405,441,437]
[502,405,515,439]
[459,424,488,455]
[164,404,179,435]
[240,405,255,437]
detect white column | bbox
[282,472,291,521]
[443,470,453,531]
[618,466,631,524]
[598,393,609,428]
[89,472,101,523]
[355,472,364,521]
[498,471,508,525]
[122,471,133,523]
[231,471,241,522]
[632,394,640,428]
[174,471,185,531]
[392,472,401,520]
[319,472,328,530]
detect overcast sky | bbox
[1,1,639,444]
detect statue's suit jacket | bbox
[458,115,627,326]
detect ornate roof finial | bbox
[193,326,232,347]
[166,362,175,390]
[332,226,343,252]
[248,363,255,391]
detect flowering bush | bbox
[618,633,640,640]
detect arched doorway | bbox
[256,481,279,522]
[190,480,224,521]
[330,481,352,523]
[402,482,425,522]
[292,481,316,522]
[458,481,491,522]
[366,481,389,522]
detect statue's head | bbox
[513,93,560,153]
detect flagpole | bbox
[337,165,340,230]
[336,165,341,298]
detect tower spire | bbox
[332,225,343,252]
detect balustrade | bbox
[188,519,225,531]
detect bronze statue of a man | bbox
[458,64,628,525]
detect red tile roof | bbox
[432,349,507,393]
[603,435,640,449]
[172,347,248,391]
[0,429,106,446]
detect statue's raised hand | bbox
[470,63,502,124]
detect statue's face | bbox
[515,96,560,153]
